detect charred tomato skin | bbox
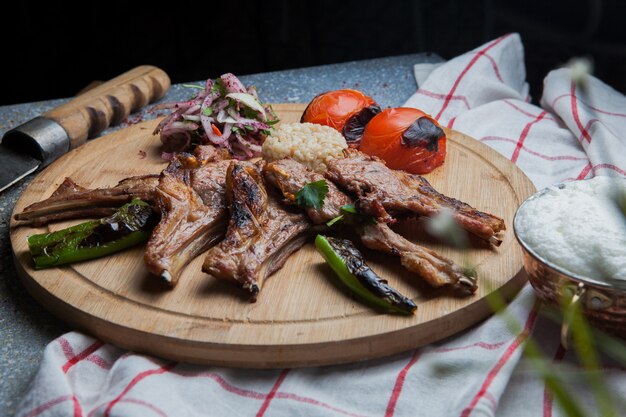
[359,108,446,174]
[342,104,382,144]
[301,89,380,144]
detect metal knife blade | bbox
[0,65,171,194]
[0,116,69,193]
[0,144,40,192]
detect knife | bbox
[0,65,170,193]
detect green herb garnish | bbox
[296,180,329,210]
[182,84,204,90]
[326,215,344,227]
[340,204,357,214]
[202,107,213,116]
[211,78,226,96]
[326,205,355,226]
[326,204,376,227]
[241,106,260,120]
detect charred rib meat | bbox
[14,175,159,227]
[264,158,476,293]
[203,161,310,300]
[358,222,476,293]
[264,158,351,223]
[144,151,231,285]
[325,149,505,245]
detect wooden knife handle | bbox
[42,65,171,149]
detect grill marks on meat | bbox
[326,150,505,246]
[16,146,501,299]
[265,158,477,293]
[144,155,230,286]
[203,161,310,300]
[14,175,159,226]
[358,223,477,293]
[264,158,351,224]
[13,145,227,227]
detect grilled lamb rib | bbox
[325,149,505,246]
[357,223,476,293]
[264,158,352,222]
[14,175,159,226]
[202,161,310,300]
[13,145,229,228]
[264,158,476,292]
[144,148,232,285]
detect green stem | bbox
[483,289,588,417]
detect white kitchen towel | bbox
[16,33,626,417]
[405,33,626,189]
[404,32,626,416]
[541,68,626,179]
[15,289,538,417]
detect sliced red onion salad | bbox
[153,73,279,160]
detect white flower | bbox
[566,57,593,89]
[426,208,468,248]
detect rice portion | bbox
[262,123,347,173]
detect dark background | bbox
[2,0,625,105]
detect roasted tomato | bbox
[301,89,381,145]
[359,108,446,174]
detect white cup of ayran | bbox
[513,176,626,343]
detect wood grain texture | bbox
[10,103,536,368]
[43,65,170,148]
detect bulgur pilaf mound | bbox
[262,123,347,173]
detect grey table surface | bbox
[0,53,441,414]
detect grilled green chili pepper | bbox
[28,199,156,269]
[315,234,417,314]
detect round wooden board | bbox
[10,103,535,368]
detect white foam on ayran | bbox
[516,176,626,281]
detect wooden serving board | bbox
[10,103,535,368]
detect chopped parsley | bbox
[211,78,227,95]
[241,105,260,120]
[340,204,357,214]
[326,215,344,227]
[296,180,329,210]
[327,204,376,227]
